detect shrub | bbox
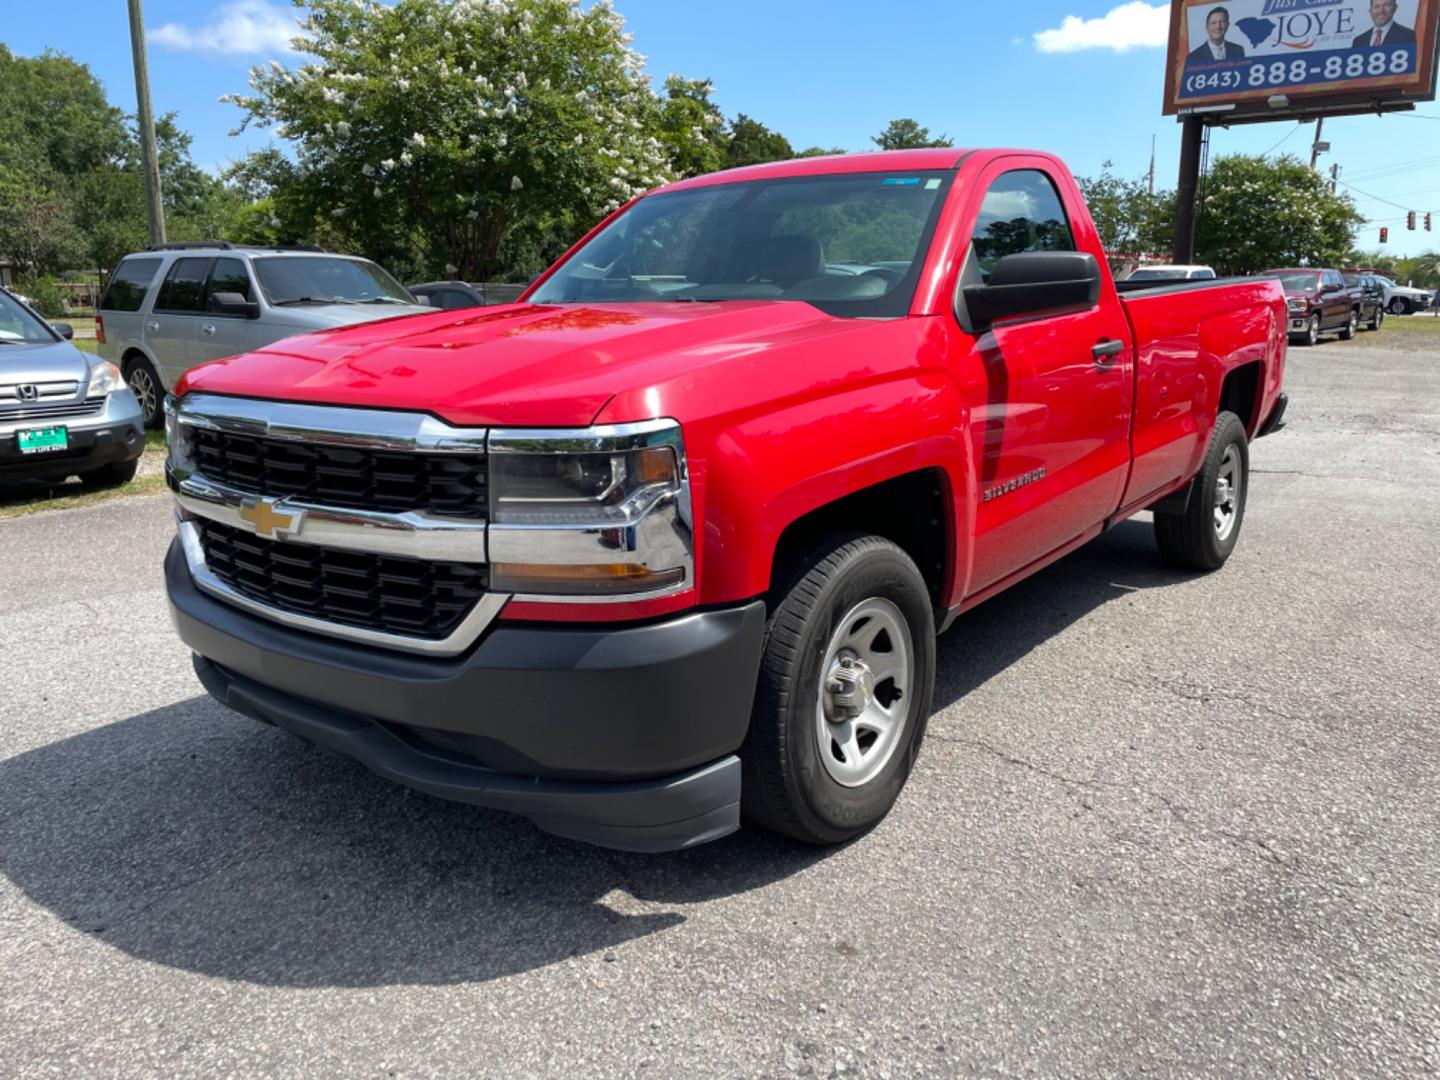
[13,275,66,319]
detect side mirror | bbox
[1321,282,1340,294]
[209,291,260,318]
[962,251,1101,329]
[51,321,74,340]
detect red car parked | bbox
[164,149,1288,850]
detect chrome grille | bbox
[196,518,488,641]
[182,427,488,518]
[0,398,104,422]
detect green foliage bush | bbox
[13,276,65,318]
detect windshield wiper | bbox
[359,297,409,304]
[273,296,356,306]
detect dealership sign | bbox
[1163,0,1440,114]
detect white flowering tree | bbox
[228,0,709,280]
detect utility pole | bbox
[1329,163,1340,194]
[1148,134,1156,197]
[1309,116,1325,169]
[1173,117,1204,264]
[127,0,166,245]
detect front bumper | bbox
[166,539,768,851]
[0,391,144,482]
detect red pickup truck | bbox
[164,149,1288,851]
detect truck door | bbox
[147,256,212,390]
[949,162,1135,595]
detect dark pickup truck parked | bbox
[1342,270,1385,332]
[1261,268,1362,345]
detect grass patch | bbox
[1330,313,1440,351]
[0,472,167,519]
[71,338,97,354]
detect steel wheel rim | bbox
[1308,316,1318,345]
[129,368,157,419]
[815,597,913,788]
[1348,312,1358,336]
[1214,444,1242,542]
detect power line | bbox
[1337,179,1416,211]
[1261,123,1302,156]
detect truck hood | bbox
[0,338,91,386]
[176,301,868,427]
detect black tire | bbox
[124,355,164,429]
[1388,297,1408,315]
[1339,308,1358,340]
[1368,307,1383,331]
[741,533,936,845]
[1303,313,1320,346]
[79,458,139,489]
[1154,411,1249,572]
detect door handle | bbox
[1092,339,1125,363]
[144,320,159,332]
[201,324,217,336]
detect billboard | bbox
[1163,0,1440,115]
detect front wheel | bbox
[741,533,936,844]
[1339,309,1358,340]
[1368,307,1383,331]
[1303,313,1320,346]
[124,356,164,429]
[1389,297,1409,315]
[1154,411,1249,572]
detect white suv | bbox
[1373,276,1433,315]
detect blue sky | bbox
[6,0,1439,257]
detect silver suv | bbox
[97,244,431,426]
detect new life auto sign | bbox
[1163,0,1440,114]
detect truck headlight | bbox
[85,360,124,398]
[487,419,693,599]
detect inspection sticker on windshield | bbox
[17,426,68,455]
[883,178,921,186]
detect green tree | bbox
[871,118,951,151]
[725,114,793,168]
[796,146,847,158]
[656,76,727,178]
[1075,161,1172,267]
[1195,154,1363,274]
[229,0,710,281]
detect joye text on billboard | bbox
[1172,0,1435,106]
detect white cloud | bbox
[151,0,301,56]
[1033,1,1169,53]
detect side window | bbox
[155,257,212,313]
[101,257,163,312]
[971,170,1076,279]
[206,258,253,309]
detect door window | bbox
[155,258,212,313]
[206,258,253,309]
[101,257,162,312]
[971,170,1075,279]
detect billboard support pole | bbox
[1173,115,1205,264]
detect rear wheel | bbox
[741,533,935,844]
[1153,411,1249,572]
[1339,309,1358,340]
[124,356,164,429]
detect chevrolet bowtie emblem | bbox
[238,497,303,539]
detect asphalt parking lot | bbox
[2,332,1437,1079]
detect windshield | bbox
[1262,272,1321,293]
[0,290,58,344]
[252,257,414,306]
[531,170,953,317]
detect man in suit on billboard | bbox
[1353,0,1416,46]
[1188,7,1247,62]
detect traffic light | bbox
[1407,210,1417,230]
[1380,227,1389,243]
[1427,212,1433,232]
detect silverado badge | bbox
[238,496,304,539]
[983,467,1046,503]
